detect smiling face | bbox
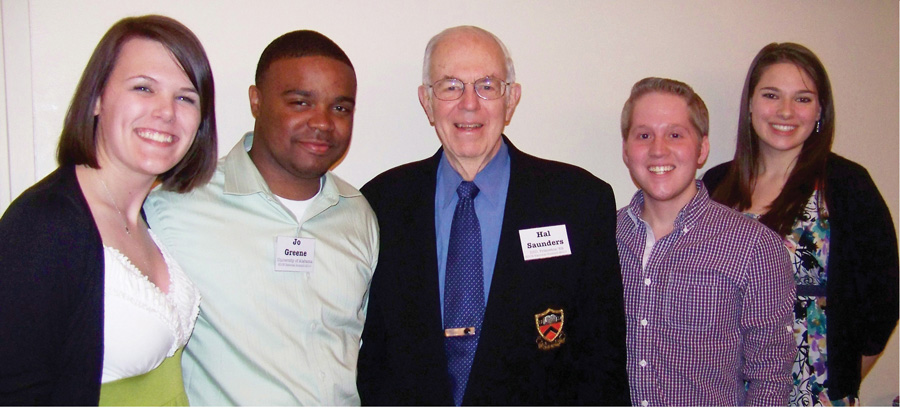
[417,30,521,180]
[750,62,821,158]
[248,56,356,198]
[93,37,201,178]
[623,92,709,210]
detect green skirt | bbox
[99,347,189,406]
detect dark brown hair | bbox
[710,42,834,236]
[57,14,217,192]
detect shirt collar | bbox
[436,139,509,210]
[626,180,710,234]
[222,132,269,196]
[222,132,360,202]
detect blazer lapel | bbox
[483,137,529,324]
[417,151,445,335]
[466,138,531,392]
[413,150,455,403]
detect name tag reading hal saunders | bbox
[275,236,316,273]
[518,224,572,261]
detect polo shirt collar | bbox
[222,132,360,202]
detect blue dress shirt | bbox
[435,141,510,324]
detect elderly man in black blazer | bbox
[357,25,629,406]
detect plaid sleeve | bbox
[740,227,796,406]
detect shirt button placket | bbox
[638,257,655,408]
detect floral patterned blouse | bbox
[747,191,854,406]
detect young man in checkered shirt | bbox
[615,77,795,406]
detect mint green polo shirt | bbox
[144,133,379,405]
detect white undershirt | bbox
[275,178,322,220]
[101,230,200,383]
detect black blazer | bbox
[703,153,899,400]
[358,137,629,406]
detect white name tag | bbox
[275,236,316,273]
[518,224,572,261]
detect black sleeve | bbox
[837,165,899,355]
[573,180,631,405]
[0,188,103,405]
[356,180,386,406]
[356,271,387,405]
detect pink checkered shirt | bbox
[616,182,795,406]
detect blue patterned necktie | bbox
[443,181,485,406]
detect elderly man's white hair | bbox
[421,25,516,85]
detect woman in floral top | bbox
[703,42,898,406]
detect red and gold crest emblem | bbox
[534,308,566,350]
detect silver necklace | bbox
[98,177,131,235]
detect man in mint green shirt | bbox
[144,30,378,405]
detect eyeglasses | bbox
[428,76,510,101]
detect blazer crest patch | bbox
[535,308,566,350]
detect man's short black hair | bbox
[255,30,354,85]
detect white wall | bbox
[1,0,897,403]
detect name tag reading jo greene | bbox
[518,224,572,261]
[275,236,316,273]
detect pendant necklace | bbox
[98,177,131,236]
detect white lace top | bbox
[100,230,200,383]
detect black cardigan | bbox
[703,153,899,400]
[0,165,104,405]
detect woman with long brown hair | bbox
[704,42,898,405]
